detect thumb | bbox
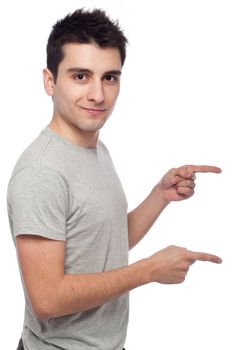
[160,170,177,189]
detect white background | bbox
[0,1,231,349]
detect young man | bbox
[7,9,222,350]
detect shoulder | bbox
[7,166,69,210]
[10,129,53,176]
[9,128,72,181]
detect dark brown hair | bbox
[47,8,128,82]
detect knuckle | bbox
[177,276,185,284]
[180,265,189,272]
[178,247,187,255]
[188,180,195,187]
[188,188,194,195]
[185,188,194,196]
[170,168,177,175]
[183,164,191,169]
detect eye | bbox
[104,75,118,82]
[73,73,87,81]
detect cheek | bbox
[107,87,120,105]
[53,91,73,116]
[54,86,81,107]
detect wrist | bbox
[132,259,153,285]
[151,183,170,208]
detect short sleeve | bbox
[7,167,69,241]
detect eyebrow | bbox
[66,67,122,76]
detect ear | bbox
[43,68,55,96]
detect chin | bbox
[84,117,108,131]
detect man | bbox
[7,8,222,350]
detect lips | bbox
[81,106,107,112]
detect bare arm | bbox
[16,235,146,320]
[128,164,221,249]
[16,235,221,320]
[128,184,168,249]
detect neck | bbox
[48,118,99,148]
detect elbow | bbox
[26,280,64,320]
[33,300,54,321]
[35,310,49,321]
[30,295,59,321]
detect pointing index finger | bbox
[189,250,222,264]
[186,165,222,174]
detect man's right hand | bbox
[17,235,222,320]
[143,245,222,284]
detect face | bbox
[44,43,122,144]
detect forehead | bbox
[60,43,122,72]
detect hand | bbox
[158,164,221,203]
[144,245,222,284]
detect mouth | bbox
[80,106,107,113]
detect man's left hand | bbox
[158,165,221,203]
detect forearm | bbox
[128,184,169,249]
[36,260,148,320]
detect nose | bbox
[87,80,105,104]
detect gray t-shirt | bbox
[7,127,129,350]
